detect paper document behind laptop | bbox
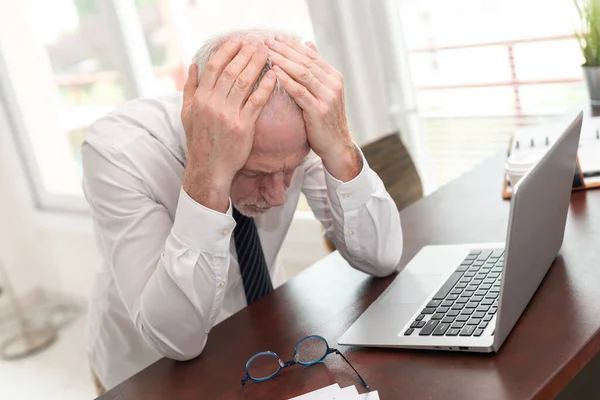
[509,116,600,179]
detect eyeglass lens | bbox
[247,353,280,380]
[295,337,328,364]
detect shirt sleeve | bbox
[301,144,403,277]
[81,143,235,361]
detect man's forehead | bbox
[254,99,307,150]
[243,145,309,174]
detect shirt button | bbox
[342,193,351,198]
[346,229,354,235]
[220,229,229,236]
[217,280,226,288]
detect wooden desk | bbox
[99,153,600,400]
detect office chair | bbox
[323,132,423,253]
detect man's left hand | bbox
[267,36,362,182]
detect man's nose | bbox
[261,173,286,207]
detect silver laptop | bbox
[338,111,583,353]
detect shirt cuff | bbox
[324,143,377,211]
[172,187,236,253]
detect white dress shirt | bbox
[81,93,403,389]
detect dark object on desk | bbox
[583,170,600,178]
[323,132,423,252]
[98,153,600,400]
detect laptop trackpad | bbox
[378,272,446,305]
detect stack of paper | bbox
[288,384,380,400]
[509,116,600,181]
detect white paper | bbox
[332,385,359,399]
[288,384,341,400]
[357,390,380,399]
[509,117,600,176]
[288,384,379,400]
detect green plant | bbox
[575,0,600,66]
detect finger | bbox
[227,44,270,107]
[213,41,261,99]
[272,35,318,60]
[272,65,320,112]
[241,70,277,122]
[267,37,334,82]
[272,35,335,74]
[198,37,243,91]
[268,50,331,99]
[183,64,198,105]
[266,37,325,77]
[268,46,330,86]
[305,41,317,52]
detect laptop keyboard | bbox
[404,249,503,337]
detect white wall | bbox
[0,99,59,298]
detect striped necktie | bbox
[232,207,273,305]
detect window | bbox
[1,0,145,210]
[1,0,314,212]
[396,0,588,188]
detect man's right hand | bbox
[181,37,276,213]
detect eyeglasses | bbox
[241,335,370,391]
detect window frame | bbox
[0,0,155,213]
[0,49,89,213]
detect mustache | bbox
[238,199,270,208]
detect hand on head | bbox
[181,36,276,213]
[181,31,359,215]
[266,36,360,181]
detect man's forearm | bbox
[182,157,232,214]
[321,139,363,183]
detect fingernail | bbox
[266,39,276,47]
[275,35,283,41]
[258,45,268,54]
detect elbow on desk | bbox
[350,241,403,278]
[366,213,403,278]
[371,230,404,278]
[371,249,403,278]
[136,309,209,362]
[163,342,207,362]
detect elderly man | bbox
[82,29,402,392]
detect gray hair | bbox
[191,29,301,109]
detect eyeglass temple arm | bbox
[331,348,370,392]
